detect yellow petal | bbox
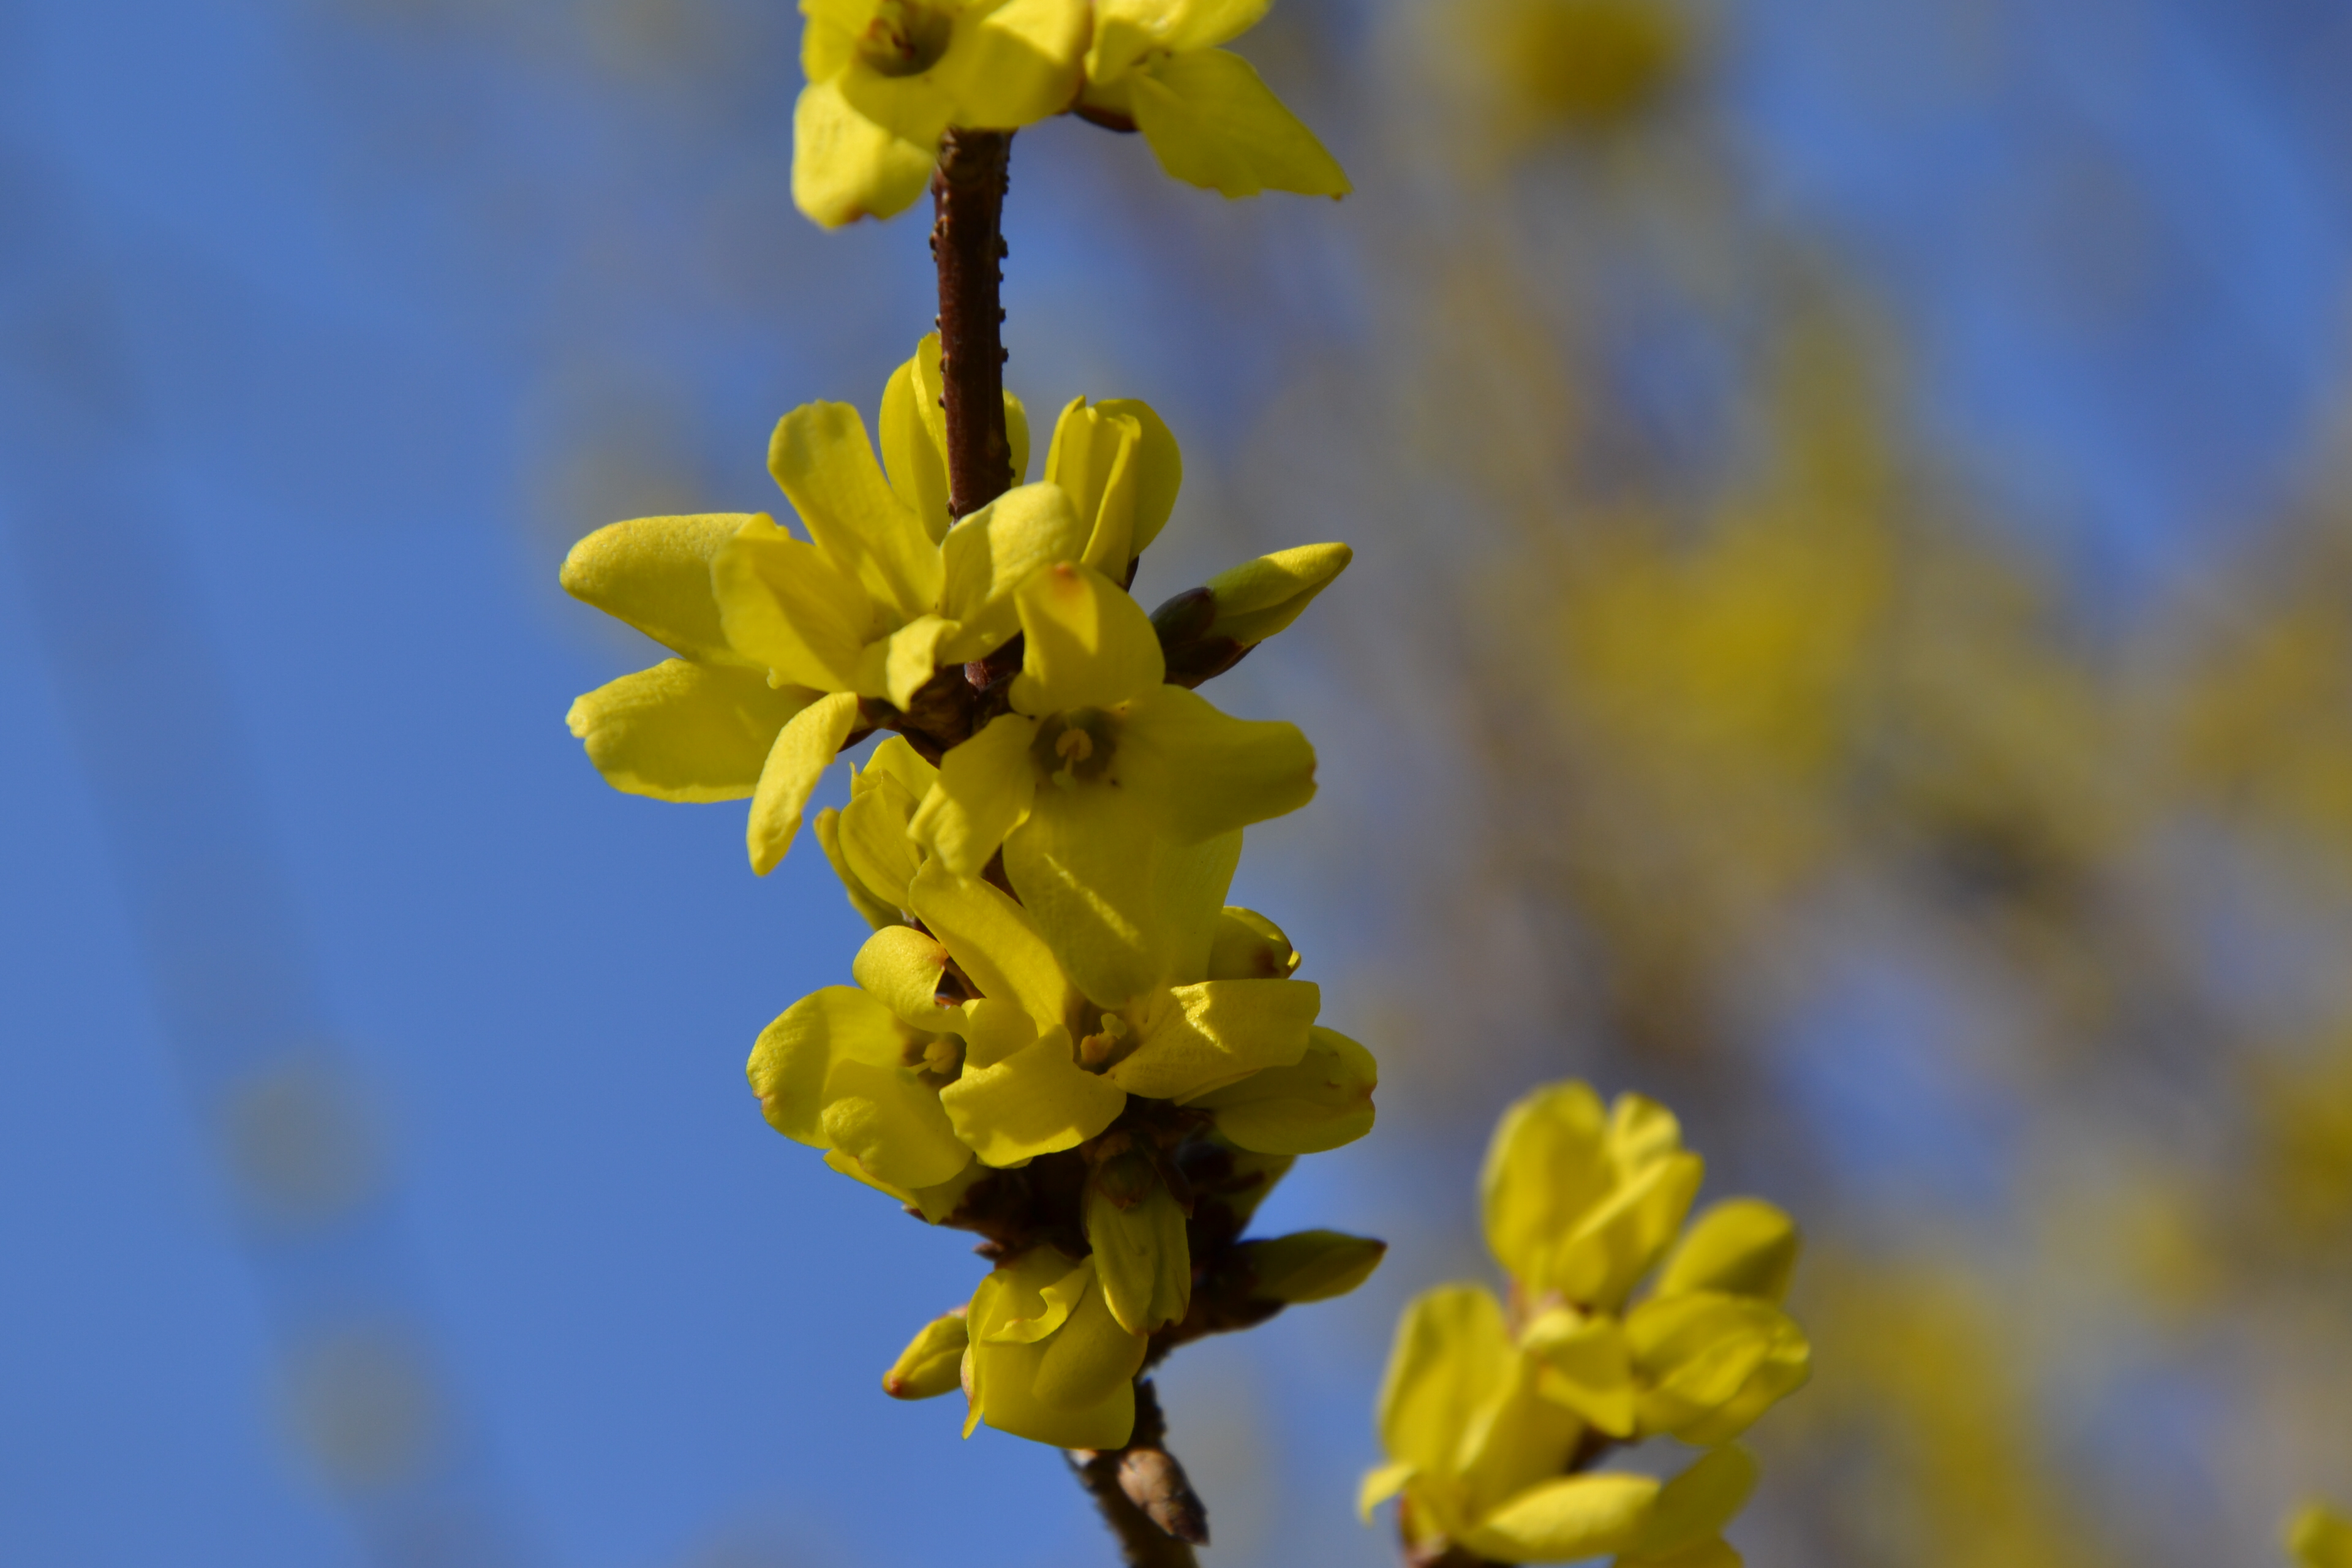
[1627,1292,1812,1444]
[1374,1283,1516,1478]
[1186,1025,1376,1153]
[936,0,1090,129]
[1114,684,1317,843]
[1010,561,1167,715]
[1042,396,1182,574]
[967,1255,1121,1447]
[747,984,903,1145]
[910,712,1040,877]
[1127,50,1350,200]
[1482,1082,1698,1308]
[956,996,1037,1070]
[1004,794,1238,1008]
[883,1311,970,1400]
[1654,1199,1801,1304]
[1109,978,1319,1099]
[837,56,957,148]
[938,482,1091,663]
[1558,1151,1706,1311]
[769,401,942,618]
[1461,1473,1660,1563]
[821,1144,979,1221]
[851,925,960,1031]
[820,1053,970,1189]
[713,513,875,691]
[940,1026,1126,1165]
[837,771,925,911]
[905,859,1070,1029]
[559,514,759,663]
[791,79,937,228]
[748,690,861,875]
[1044,399,1139,576]
[1200,541,1352,645]
[1521,1307,1638,1438]
[880,335,954,543]
[1033,1264,1150,1408]
[814,807,903,929]
[1634,1446,1758,1559]
[882,613,955,710]
[1358,1460,1415,1523]
[862,734,940,797]
[567,661,817,802]
[1087,0,1269,81]
[1085,1159,1192,1334]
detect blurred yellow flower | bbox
[2289,1503,2352,1568]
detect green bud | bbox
[882,1309,968,1400]
[1207,907,1300,981]
[1237,1229,1387,1305]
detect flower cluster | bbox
[1363,1082,1811,1566]
[791,0,1351,225]
[562,336,1379,1453]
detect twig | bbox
[930,128,1015,519]
[1066,1381,1208,1567]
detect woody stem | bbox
[931,128,1015,520]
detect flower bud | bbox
[1235,1229,1386,1305]
[1207,907,1300,980]
[883,1310,969,1400]
[1150,543,1353,687]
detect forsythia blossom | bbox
[1362,1082,1811,1565]
[563,349,1377,1454]
[791,0,1348,226]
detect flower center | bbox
[857,0,955,77]
[1031,708,1118,787]
[1076,1012,1131,1071]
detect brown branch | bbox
[930,128,1015,520]
[1067,1381,1207,1567]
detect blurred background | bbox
[6,0,2351,1564]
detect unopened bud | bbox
[1207,907,1300,980]
[882,1308,968,1400]
[1150,543,1353,688]
[1236,1229,1387,1305]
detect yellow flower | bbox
[912,561,1319,997]
[1482,1081,1704,1313]
[1361,1284,1761,1564]
[1079,0,1351,199]
[793,0,1092,227]
[2288,1503,2352,1568]
[746,982,978,1201]
[963,1246,1148,1448]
